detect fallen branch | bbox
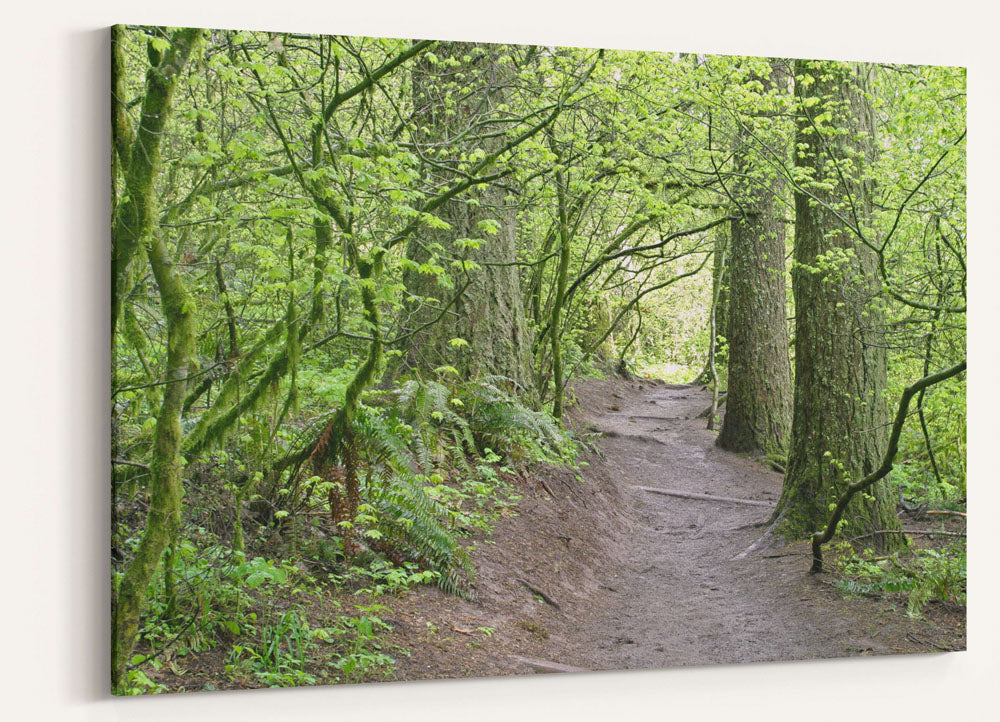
[593,428,668,445]
[846,529,966,542]
[811,359,967,573]
[536,477,557,499]
[696,393,727,419]
[906,633,954,652]
[555,475,588,508]
[725,519,771,531]
[635,486,776,508]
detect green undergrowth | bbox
[114,375,580,693]
[115,541,425,693]
[893,461,966,512]
[832,542,966,619]
[830,458,966,621]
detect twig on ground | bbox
[845,529,966,543]
[536,478,556,499]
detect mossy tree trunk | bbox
[549,163,572,419]
[111,231,198,690]
[110,27,202,692]
[773,60,903,552]
[716,69,792,457]
[111,26,201,340]
[399,43,534,393]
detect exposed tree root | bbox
[517,577,563,611]
[635,486,775,508]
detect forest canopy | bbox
[111,25,966,694]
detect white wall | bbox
[1,2,995,720]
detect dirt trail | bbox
[386,376,963,683]
[555,378,962,670]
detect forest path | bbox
[558,378,936,669]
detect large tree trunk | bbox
[716,69,792,457]
[398,43,534,393]
[773,60,903,552]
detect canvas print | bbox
[111,24,967,694]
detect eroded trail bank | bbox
[386,377,964,681]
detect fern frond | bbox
[365,476,474,597]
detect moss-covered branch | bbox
[549,163,571,420]
[810,359,967,573]
[111,26,201,338]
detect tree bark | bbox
[773,60,904,552]
[717,68,792,456]
[398,43,534,393]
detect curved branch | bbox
[810,359,967,573]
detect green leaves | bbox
[477,218,501,236]
[148,36,171,55]
[233,557,289,590]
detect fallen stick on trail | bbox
[594,428,669,445]
[626,415,683,422]
[726,519,770,531]
[696,392,727,418]
[635,486,776,508]
[536,477,556,499]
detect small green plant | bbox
[328,605,396,682]
[339,559,440,597]
[120,666,168,695]
[835,544,966,618]
[226,609,320,687]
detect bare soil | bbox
[384,376,965,681]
